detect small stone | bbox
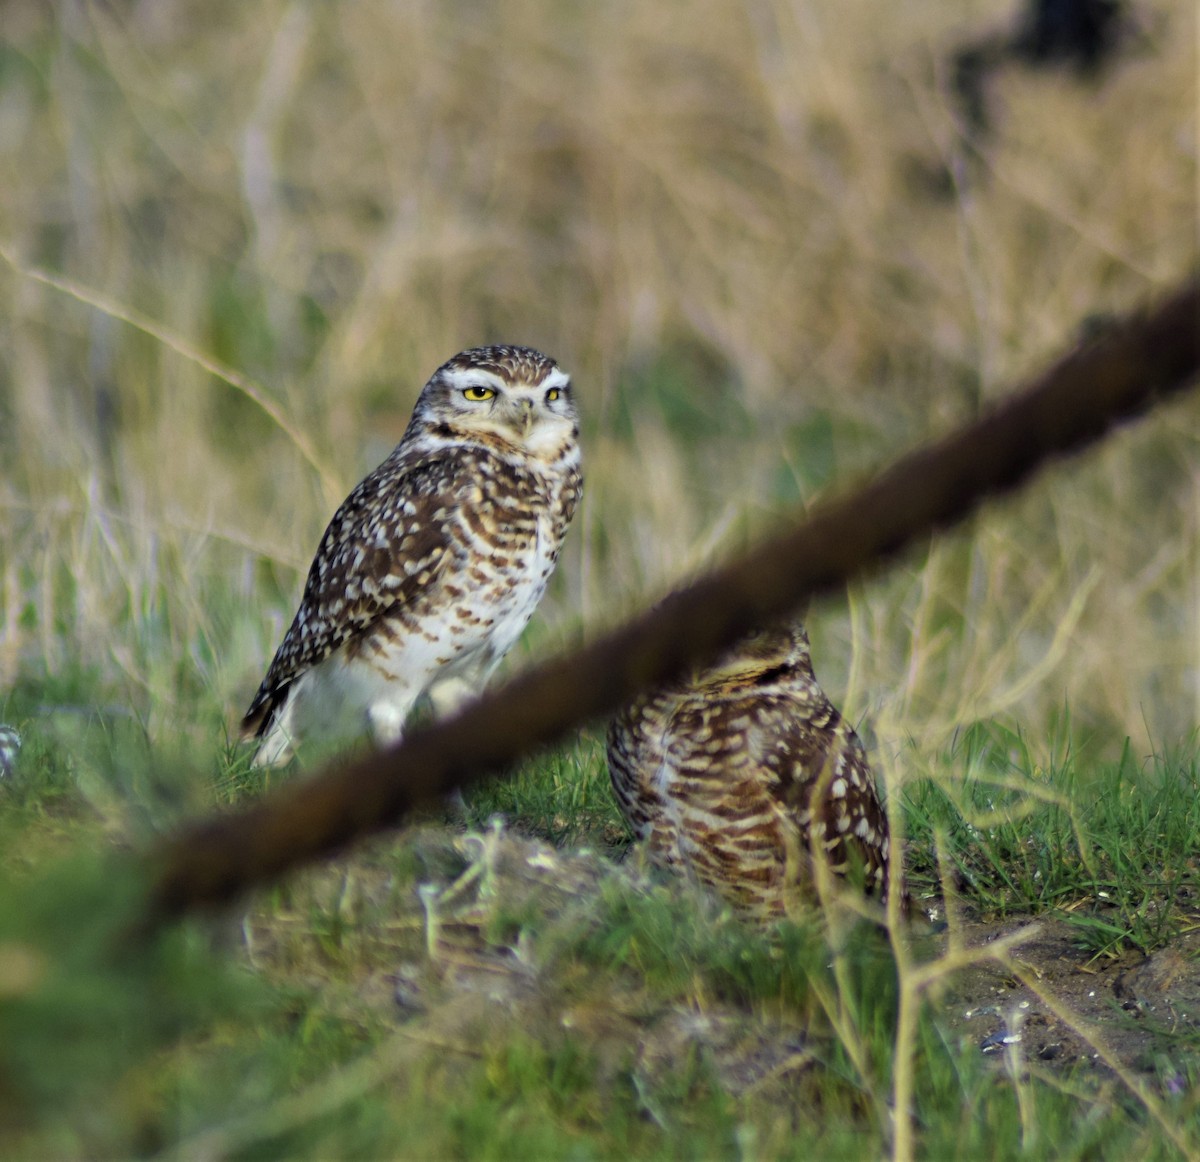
[391,964,426,1016]
[0,726,20,778]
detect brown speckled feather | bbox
[607,623,900,920]
[242,454,469,738]
[241,345,581,766]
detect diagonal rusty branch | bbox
[144,277,1200,926]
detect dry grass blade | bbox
[0,243,345,507]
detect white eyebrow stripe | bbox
[443,365,570,391]
[443,368,509,389]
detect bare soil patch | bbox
[252,825,1200,1104]
[934,914,1200,1083]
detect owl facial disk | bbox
[434,364,575,452]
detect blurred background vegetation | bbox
[1,0,1195,765]
[0,3,1197,1156]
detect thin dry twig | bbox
[0,243,345,505]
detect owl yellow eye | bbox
[546,387,561,402]
[462,386,496,401]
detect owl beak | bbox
[517,397,534,431]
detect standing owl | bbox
[242,345,582,767]
[607,622,897,921]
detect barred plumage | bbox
[607,623,897,921]
[242,345,582,767]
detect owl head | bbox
[411,344,578,459]
[691,621,815,687]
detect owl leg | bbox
[426,676,478,721]
[252,700,299,768]
[421,677,484,812]
[366,701,408,748]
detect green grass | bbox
[2,676,1200,1158]
[0,2,1196,1156]
[904,722,1200,957]
[462,732,628,850]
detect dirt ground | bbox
[260,826,1200,1104]
[934,914,1200,1083]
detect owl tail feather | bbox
[240,683,297,767]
